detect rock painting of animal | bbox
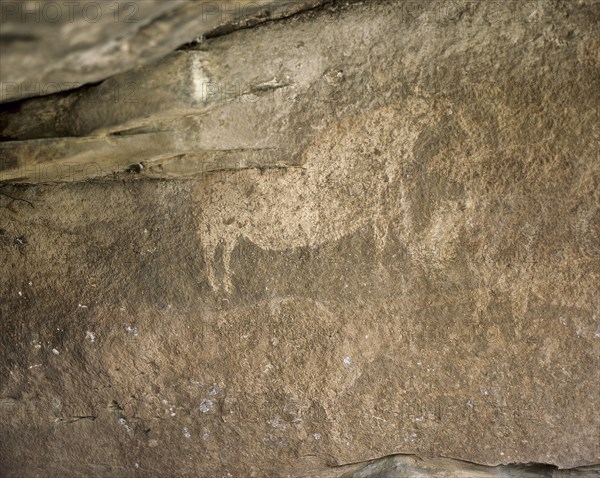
[192,97,443,292]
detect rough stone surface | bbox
[1,0,599,183]
[335,457,600,478]
[2,170,599,477]
[1,0,599,477]
[0,0,325,103]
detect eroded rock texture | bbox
[0,0,599,477]
[0,0,325,103]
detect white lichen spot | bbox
[203,433,209,441]
[18,291,23,297]
[52,348,60,355]
[268,415,286,430]
[126,325,139,336]
[182,427,191,438]
[170,407,176,417]
[85,331,96,343]
[404,432,417,443]
[200,399,214,413]
[559,316,568,326]
[343,356,352,366]
[313,432,321,440]
[134,463,139,469]
[262,363,274,374]
[209,386,222,396]
[78,303,88,309]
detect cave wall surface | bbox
[0,0,599,477]
[0,0,326,103]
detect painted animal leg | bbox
[373,180,393,262]
[222,234,239,294]
[203,240,221,292]
[373,214,389,262]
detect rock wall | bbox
[0,0,325,103]
[0,1,599,477]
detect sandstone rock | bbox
[1,0,599,184]
[335,455,600,478]
[0,0,599,477]
[0,0,326,103]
